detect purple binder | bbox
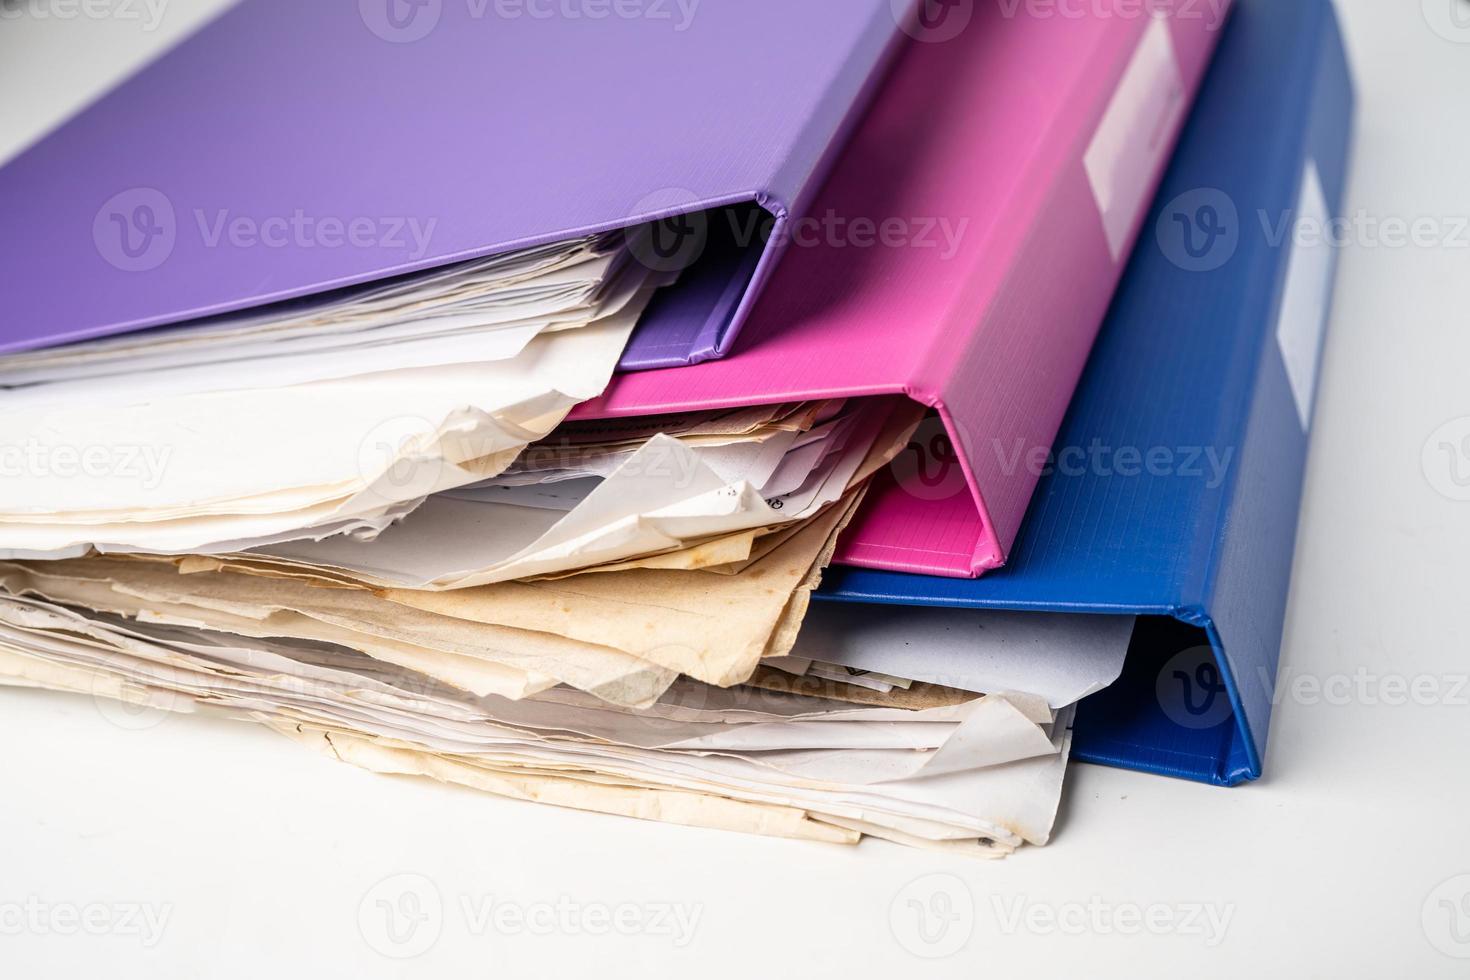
[0,0,910,370]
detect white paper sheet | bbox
[0,296,645,557]
[253,401,892,589]
[793,604,1135,708]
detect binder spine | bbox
[1197,0,1356,777]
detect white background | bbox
[2,1,1469,975]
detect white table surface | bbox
[2,2,1469,976]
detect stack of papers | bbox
[234,398,908,589]
[0,332,1092,850]
[3,223,1073,848]
[0,229,671,560]
[0,562,1087,854]
[1,0,1322,855]
[0,144,1091,856]
[0,231,656,399]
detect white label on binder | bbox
[1084,14,1186,262]
[1276,159,1337,433]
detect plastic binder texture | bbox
[819,0,1356,785]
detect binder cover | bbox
[819,0,1356,786]
[0,0,909,370]
[580,0,1227,576]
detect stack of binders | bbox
[0,0,1354,854]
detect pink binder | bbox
[577,1,1232,578]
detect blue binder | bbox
[816,0,1356,786]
